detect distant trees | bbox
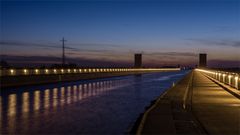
[0,60,10,68]
[51,63,77,68]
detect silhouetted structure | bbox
[134,54,142,68]
[199,53,207,68]
[60,37,67,66]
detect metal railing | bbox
[196,69,240,90]
[0,68,180,77]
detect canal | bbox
[0,70,189,134]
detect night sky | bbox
[1,0,239,67]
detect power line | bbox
[60,37,67,66]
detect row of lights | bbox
[196,69,239,90]
[215,72,238,83]
[7,68,180,76]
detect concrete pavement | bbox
[192,71,240,135]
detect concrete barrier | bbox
[196,69,240,90]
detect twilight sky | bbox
[1,0,240,67]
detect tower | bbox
[134,54,142,68]
[199,53,207,68]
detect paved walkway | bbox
[137,70,240,135]
[192,71,240,135]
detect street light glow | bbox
[35,69,39,73]
[53,69,57,73]
[24,69,27,74]
[45,69,49,73]
[10,69,14,75]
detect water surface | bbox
[0,70,189,134]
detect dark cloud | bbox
[145,52,197,57]
[208,59,240,68]
[69,43,121,48]
[0,55,132,67]
[186,38,240,48]
[0,40,123,53]
[0,40,122,48]
[68,49,122,54]
[66,52,126,58]
[0,40,59,48]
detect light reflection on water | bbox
[22,92,29,113]
[44,89,50,109]
[0,79,129,134]
[34,91,40,111]
[7,94,16,134]
[0,71,188,134]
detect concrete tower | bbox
[134,54,142,68]
[199,53,207,68]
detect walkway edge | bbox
[136,87,169,135]
[136,71,192,135]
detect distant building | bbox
[134,54,142,68]
[199,53,207,68]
